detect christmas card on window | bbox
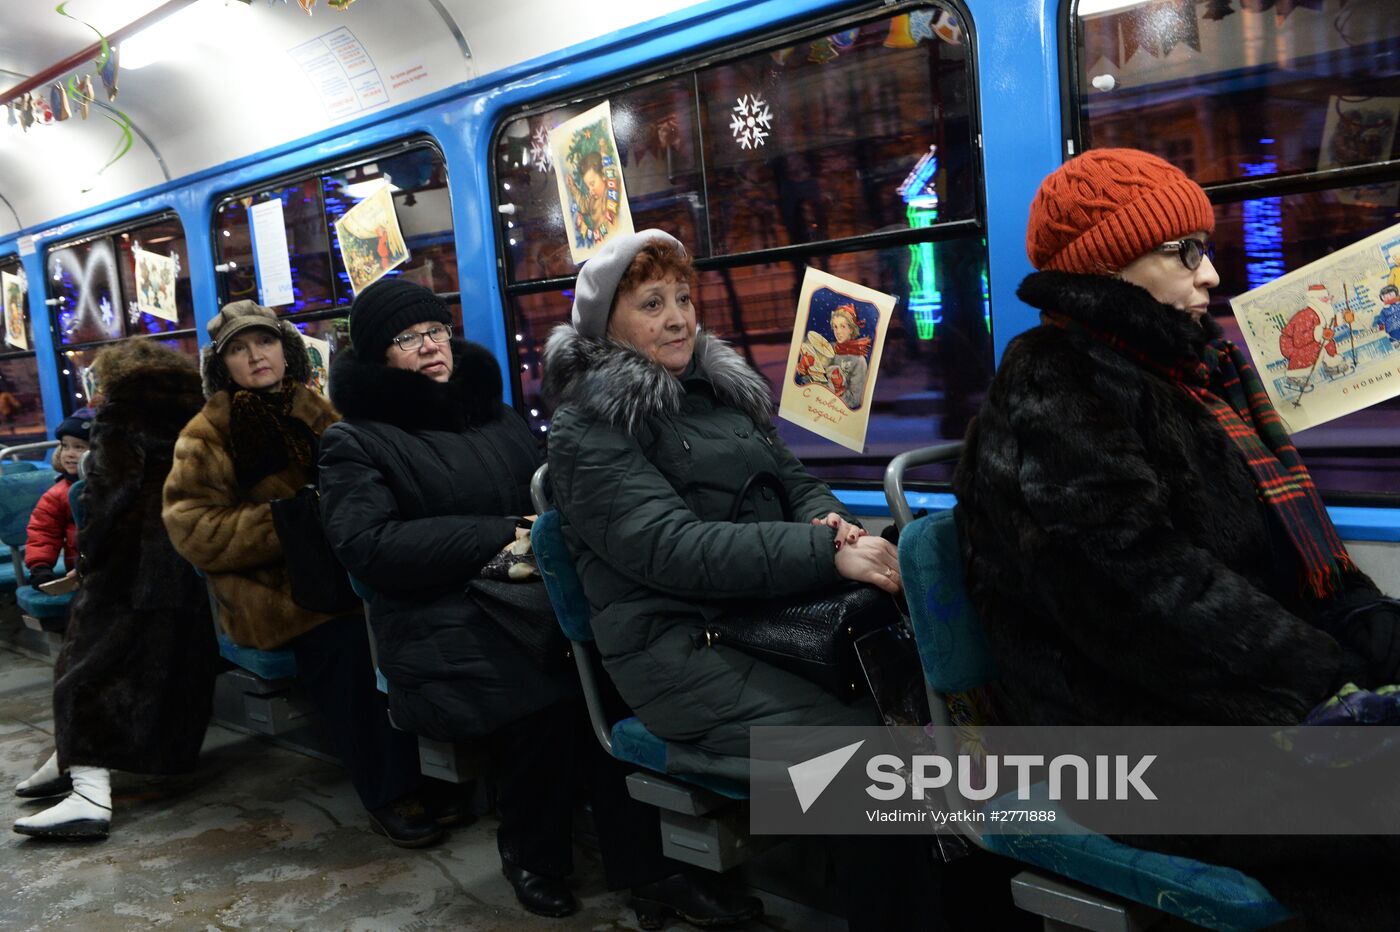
[2,270,27,350]
[549,100,635,264]
[132,247,178,323]
[1230,221,1400,434]
[335,183,410,295]
[300,332,331,398]
[779,267,895,453]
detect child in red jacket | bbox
[25,409,93,588]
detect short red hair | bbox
[611,240,695,311]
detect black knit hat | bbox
[55,407,95,444]
[350,278,451,362]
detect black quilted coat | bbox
[542,326,869,779]
[319,340,576,740]
[54,351,217,774]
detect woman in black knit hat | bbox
[319,277,761,926]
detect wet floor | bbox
[0,637,835,931]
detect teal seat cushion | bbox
[16,585,72,619]
[610,716,749,800]
[0,471,57,548]
[216,631,298,681]
[532,510,593,642]
[0,559,18,593]
[897,509,997,693]
[1,460,42,474]
[982,787,1289,932]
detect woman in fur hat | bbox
[318,277,762,927]
[14,342,217,839]
[542,230,944,932]
[953,147,1400,928]
[160,301,432,847]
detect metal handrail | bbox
[0,440,59,465]
[882,441,963,530]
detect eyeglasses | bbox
[1155,238,1215,271]
[390,325,451,353]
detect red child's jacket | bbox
[25,475,77,572]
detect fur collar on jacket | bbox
[330,338,504,432]
[541,326,772,435]
[201,321,311,399]
[1018,270,1222,370]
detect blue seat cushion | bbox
[0,471,59,549]
[0,559,18,594]
[897,508,998,695]
[16,585,72,619]
[610,716,749,800]
[532,510,594,642]
[216,631,298,681]
[982,787,1289,931]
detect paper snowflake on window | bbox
[729,94,773,150]
[530,126,553,174]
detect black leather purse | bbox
[466,577,573,673]
[269,485,361,615]
[698,472,902,699]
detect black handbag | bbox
[269,485,361,615]
[698,472,904,699]
[466,576,573,673]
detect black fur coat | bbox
[53,354,217,774]
[952,271,1378,728]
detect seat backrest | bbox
[1,460,41,474]
[532,509,595,643]
[0,470,58,549]
[897,509,997,693]
[68,479,85,530]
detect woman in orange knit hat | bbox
[951,148,1400,929]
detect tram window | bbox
[0,256,46,443]
[45,213,200,412]
[496,76,707,283]
[510,238,992,483]
[1073,2,1400,186]
[213,140,460,329]
[498,3,988,480]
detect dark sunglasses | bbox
[1155,238,1215,271]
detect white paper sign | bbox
[288,27,388,119]
[249,199,295,308]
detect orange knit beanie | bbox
[1026,148,1215,274]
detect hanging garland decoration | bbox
[41,2,134,187]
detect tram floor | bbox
[0,636,841,932]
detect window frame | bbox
[489,0,989,478]
[209,134,459,334]
[43,209,200,414]
[1061,0,1400,505]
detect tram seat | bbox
[531,465,754,873]
[349,572,482,785]
[0,459,42,564]
[14,477,84,629]
[886,444,1294,932]
[0,468,55,596]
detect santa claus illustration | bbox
[1279,283,1344,393]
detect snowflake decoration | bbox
[729,94,773,150]
[530,126,553,174]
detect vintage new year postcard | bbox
[549,100,635,264]
[335,183,410,295]
[1230,221,1400,433]
[2,270,26,351]
[133,248,178,323]
[778,267,896,453]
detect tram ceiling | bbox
[0,0,691,239]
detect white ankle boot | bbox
[15,751,70,798]
[14,766,111,838]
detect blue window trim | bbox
[836,489,1400,542]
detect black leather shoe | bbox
[367,796,446,849]
[502,861,577,917]
[630,872,764,929]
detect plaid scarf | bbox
[1045,312,1356,600]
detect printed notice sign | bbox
[249,199,295,308]
[778,267,896,453]
[288,27,387,119]
[1230,221,1400,433]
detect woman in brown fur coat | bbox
[161,301,433,847]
